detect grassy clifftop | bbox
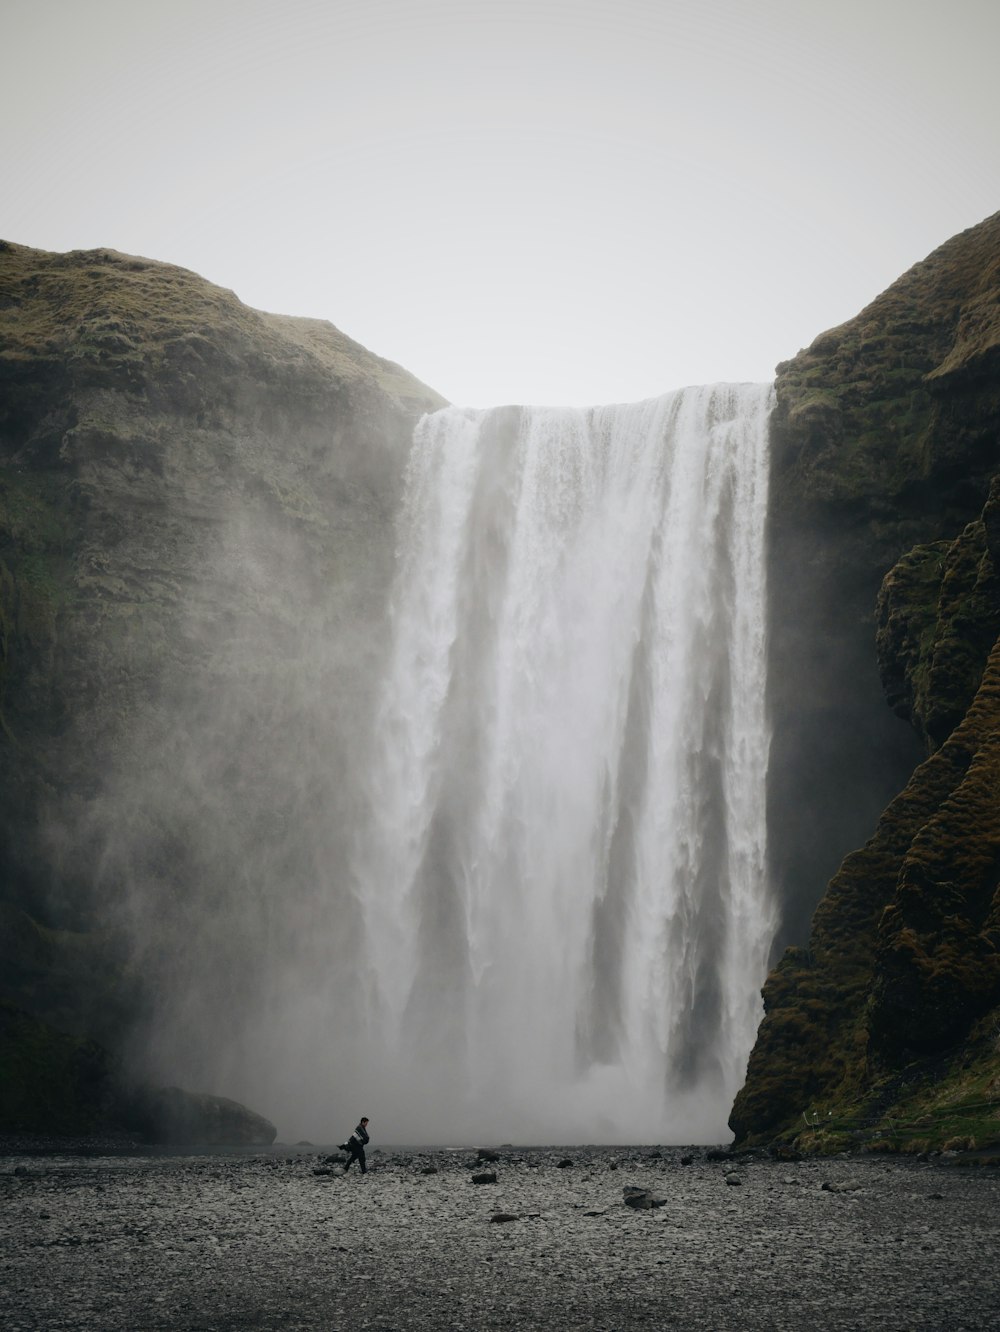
[0,240,444,417]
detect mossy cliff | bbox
[767,211,1000,949]
[734,212,1000,1151]
[0,240,444,1136]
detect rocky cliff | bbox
[7,215,1000,1149]
[734,211,1000,1151]
[0,240,444,1136]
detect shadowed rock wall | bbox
[736,211,1000,1145]
[0,240,444,1133]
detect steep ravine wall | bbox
[736,211,1000,1148]
[6,216,1000,1145]
[0,240,444,1134]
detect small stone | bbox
[557,1158,573,1168]
[623,1186,666,1209]
[490,1212,519,1224]
[471,1171,497,1185]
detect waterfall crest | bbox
[353,383,776,1143]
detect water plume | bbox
[352,384,775,1142]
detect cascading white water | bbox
[353,383,776,1143]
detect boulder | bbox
[821,1179,863,1193]
[623,1186,666,1209]
[129,1085,277,1146]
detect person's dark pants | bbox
[346,1143,366,1174]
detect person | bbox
[341,1117,370,1174]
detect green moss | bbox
[0,240,445,415]
[876,503,1000,749]
[734,626,1000,1148]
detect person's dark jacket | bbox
[351,1122,369,1147]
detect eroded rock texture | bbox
[0,240,443,1135]
[735,211,1000,1147]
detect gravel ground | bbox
[2,1145,999,1331]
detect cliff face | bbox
[767,211,1000,949]
[0,240,444,1131]
[8,217,1000,1147]
[735,212,1000,1149]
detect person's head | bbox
[360,1117,369,1125]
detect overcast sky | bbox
[4,0,998,407]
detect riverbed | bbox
[2,1146,998,1330]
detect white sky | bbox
[4,0,998,407]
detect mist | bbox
[57,384,776,1146]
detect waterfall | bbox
[353,383,775,1143]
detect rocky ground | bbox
[2,1145,999,1331]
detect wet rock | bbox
[129,1086,277,1146]
[490,1213,519,1224]
[477,1148,500,1162]
[556,1158,573,1168]
[623,1186,666,1209]
[471,1171,497,1185]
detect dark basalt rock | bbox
[0,239,444,1135]
[622,1186,666,1209]
[766,210,1000,950]
[125,1085,278,1146]
[734,212,1000,1149]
